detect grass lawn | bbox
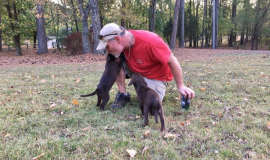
[1,51,269,159]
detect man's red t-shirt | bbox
[123,30,173,81]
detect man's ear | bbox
[114,36,121,43]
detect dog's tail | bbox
[80,90,97,97]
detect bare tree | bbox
[149,0,156,32]
[77,0,91,54]
[170,0,180,49]
[36,0,49,54]
[179,0,184,48]
[6,2,22,56]
[89,0,103,54]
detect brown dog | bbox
[128,73,166,132]
[80,53,124,110]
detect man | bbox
[97,23,195,108]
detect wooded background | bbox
[0,0,269,56]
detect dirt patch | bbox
[0,47,269,67]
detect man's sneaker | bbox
[111,92,130,108]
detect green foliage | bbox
[163,17,173,44]
[0,0,36,46]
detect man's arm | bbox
[167,53,195,99]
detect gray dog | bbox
[128,73,166,132]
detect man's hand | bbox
[178,85,195,99]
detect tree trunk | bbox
[229,0,236,47]
[78,0,91,54]
[89,0,103,54]
[201,0,207,48]
[240,31,244,45]
[188,0,192,47]
[179,0,184,48]
[36,0,49,54]
[120,0,126,28]
[70,0,79,32]
[33,31,37,48]
[245,26,248,46]
[149,0,156,32]
[251,0,270,50]
[212,0,219,49]
[194,0,200,48]
[6,3,22,55]
[170,0,180,49]
[0,6,2,52]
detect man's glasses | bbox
[98,33,118,40]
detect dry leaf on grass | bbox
[81,126,91,131]
[218,112,222,117]
[126,149,137,157]
[200,88,206,91]
[50,103,56,109]
[267,121,270,130]
[143,130,150,138]
[4,133,12,137]
[142,146,150,154]
[72,100,79,105]
[163,133,178,139]
[31,153,45,160]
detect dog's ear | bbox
[128,74,135,86]
[128,78,133,86]
[106,53,115,62]
[141,76,148,86]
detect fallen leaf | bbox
[187,83,191,86]
[72,100,79,105]
[226,82,230,84]
[81,126,91,131]
[201,81,208,84]
[142,146,150,154]
[4,133,11,137]
[50,103,56,109]
[180,122,185,126]
[75,78,80,82]
[143,130,150,137]
[135,115,140,119]
[31,153,45,160]
[200,88,206,91]
[40,79,46,83]
[267,121,270,130]
[163,133,178,139]
[218,112,222,117]
[126,149,137,157]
